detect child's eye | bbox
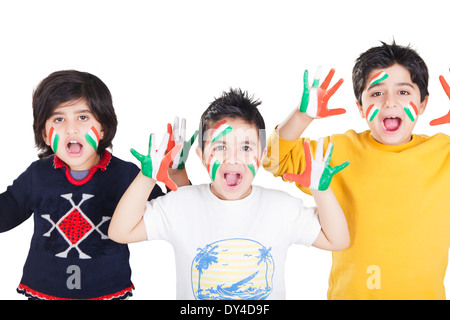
[399,90,409,95]
[78,115,89,121]
[54,117,64,123]
[371,92,382,97]
[214,145,226,152]
[241,145,252,152]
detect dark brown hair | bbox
[352,41,429,106]
[33,70,117,158]
[198,88,266,154]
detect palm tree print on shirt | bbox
[191,238,274,300]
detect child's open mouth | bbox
[224,172,242,188]
[382,117,402,133]
[66,140,84,155]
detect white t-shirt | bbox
[143,184,321,300]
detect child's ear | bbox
[42,129,50,146]
[356,101,365,118]
[195,146,205,164]
[261,147,268,159]
[418,95,429,115]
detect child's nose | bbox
[65,121,79,135]
[383,92,398,109]
[223,149,239,164]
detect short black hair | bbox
[33,70,118,158]
[198,88,266,153]
[352,41,429,106]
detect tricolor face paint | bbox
[404,101,419,122]
[360,64,427,146]
[202,118,263,200]
[207,154,222,181]
[43,99,104,171]
[211,120,233,143]
[365,104,380,122]
[247,156,260,178]
[85,126,100,151]
[49,127,60,153]
[368,71,388,87]
[205,120,233,181]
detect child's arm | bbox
[0,165,34,233]
[278,67,344,140]
[108,133,181,243]
[283,139,350,250]
[430,70,450,126]
[108,172,156,243]
[310,188,349,251]
[263,67,344,180]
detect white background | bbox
[0,0,449,300]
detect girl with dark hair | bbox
[0,70,176,299]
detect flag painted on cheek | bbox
[49,127,60,153]
[369,71,388,87]
[211,120,233,143]
[247,156,260,177]
[207,154,221,181]
[404,101,419,122]
[85,126,100,151]
[366,104,379,122]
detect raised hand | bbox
[131,133,182,191]
[166,117,198,170]
[299,66,345,119]
[283,138,349,191]
[430,70,450,126]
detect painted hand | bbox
[283,138,349,191]
[299,67,345,118]
[166,117,199,170]
[430,71,450,126]
[131,133,182,191]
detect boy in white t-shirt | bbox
[108,88,350,300]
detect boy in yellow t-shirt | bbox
[263,41,450,299]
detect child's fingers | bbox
[322,107,347,117]
[315,138,324,161]
[164,178,178,191]
[439,75,450,100]
[324,77,344,101]
[130,148,144,162]
[189,130,199,146]
[303,140,313,171]
[331,160,350,175]
[430,113,450,126]
[320,68,335,90]
[157,133,170,155]
[147,133,155,155]
[303,69,309,89]
[172,116,180,137]
[282,172,310,187]
[168,143,182,162]
[166,123,175,154]
[323,140,333,164]
[157,144,183,191]
[312,66,322,89]
[282,172,301,183]
[180,118,186,141]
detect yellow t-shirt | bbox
[263,129,450,299]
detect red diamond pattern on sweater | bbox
[58,208,93,245]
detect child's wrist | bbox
[311,188,327,195]
[139,171,157,184]
[296,108,315,121]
